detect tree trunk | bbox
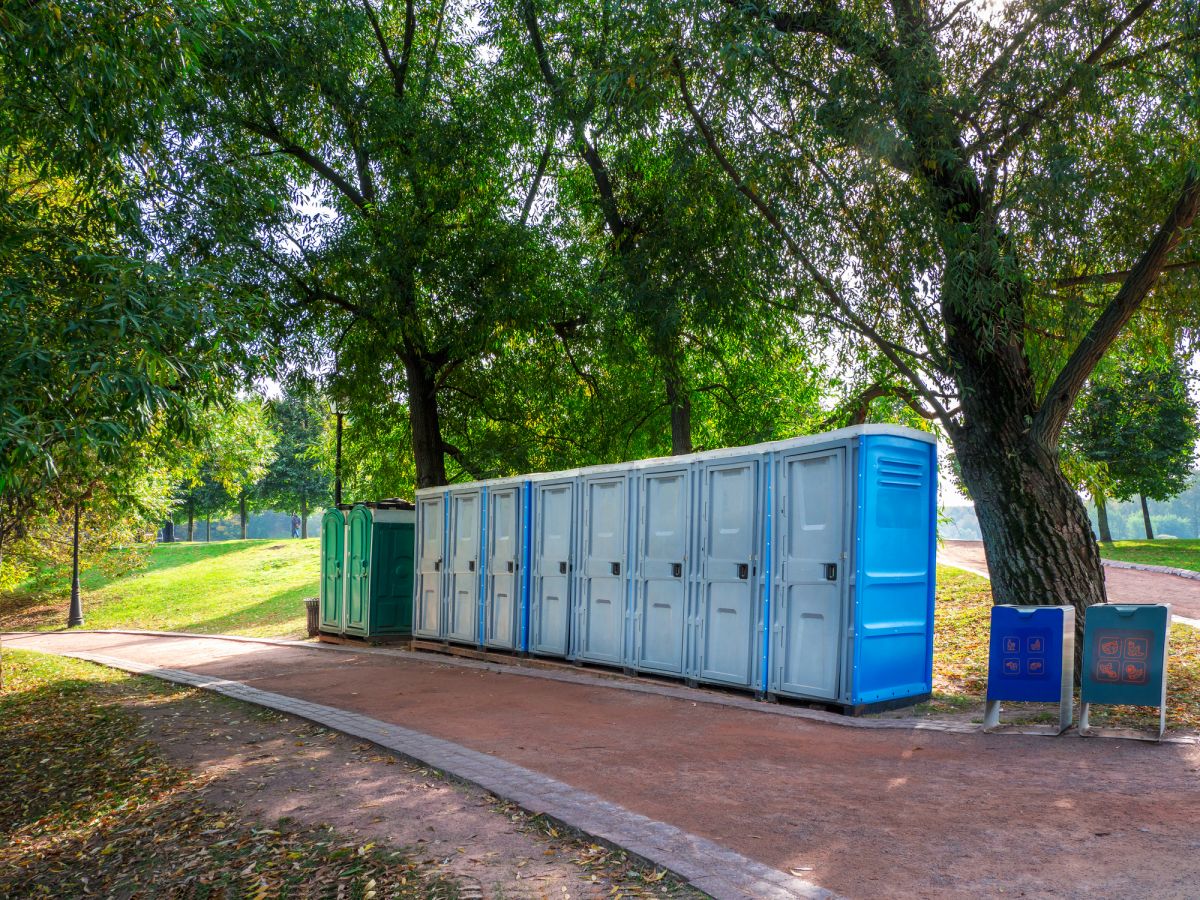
[404,351,448,489]
[1093,491,1113,544]
[205,516,211,542]
[664,369,693,456]
[954,426,1106,674]
[301,492,309,539]
[187,499,195,542]
[239,492,248,540]
[1140,494,1154,540]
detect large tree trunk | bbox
[239,492,248,540]
[664,369,693,456]
[187,499,195,542]
[404,351,448,489]
[1093,491,1113,544]
[954,425,1105,671]
[301,492,309,539]
[205,516,211,543]
[1140,494,1154,540]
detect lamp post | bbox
[67,502,84,627]
[334,408,344,507]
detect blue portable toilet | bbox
[767,427,937,710]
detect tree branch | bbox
[238,118,366,210]
[1055,257,1200,287]
[361,0,415,102]
[1033,169,1200,447]
[986,0,1157,164]
[521,0,630,240]
[675,58,953,426]
[521,127,556,226]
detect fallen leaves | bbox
[0,651,461,898]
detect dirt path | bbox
[126,685,692,899]
[940,540,1200,621]
[9,631,1200,899]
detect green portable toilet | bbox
[319,505,351,633]
[343,500,416,639]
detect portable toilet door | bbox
[447,488,482,645]
[414,492,446,639]
[484,481,523,651]
[770,444,849,701]
[574,471,632,666]
[319,507,346,633]
[365,505,416,637]
[631,463,692,676]
[344,505,372,636]
[693,453,765,688]
[530,477,577,657]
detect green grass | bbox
[0,649,459,898]
[926,565,1200,731]
[0,539,319,638]
[1099,538,1200,572]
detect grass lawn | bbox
[0,649,459,898]
[927,565,1200,731]
[0,539,319,638]
[1099,538,1200,572]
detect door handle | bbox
[672,562,683,578]
[434,559,441,571]
[469,560,476,572]
[611,562,621,576]
[825,563,837,581]
[507,560,515,573]
[737,563,749,580]
[559,561,568,574]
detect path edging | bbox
[37,646,833,900]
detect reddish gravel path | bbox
[8,631,1200,900]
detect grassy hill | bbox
[0,540,319,638]
[1101,539,1200,573]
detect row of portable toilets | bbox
[320,425,938,712]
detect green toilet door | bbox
[319,509,345,632]
[345,506,372,635]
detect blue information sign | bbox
[984,605,1074,733]
[1080,604,1170,738]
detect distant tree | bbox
[171,399,277,541]
[1069,356,1199,540]
[257,388,331,539]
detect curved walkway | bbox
[6,630,1200,899]
[940,540,1200,626]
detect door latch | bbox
[507,560,515,573]
[672,562,683,578]
[825,563,838,581]
[559,561,568,575]
[434,558,441,571]
[611,562,621,576]
[468,560,476,572]
[737,563,749,580]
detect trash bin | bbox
[304,597,320,637]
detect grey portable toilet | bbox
[446,486,483,645]
[573,465,634,666]
[413,489,446,640]
[529,473,579,657]
[483,476,525,651]
[771,441,849,700]
[691,448,767,690]
[629,459,694,676]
